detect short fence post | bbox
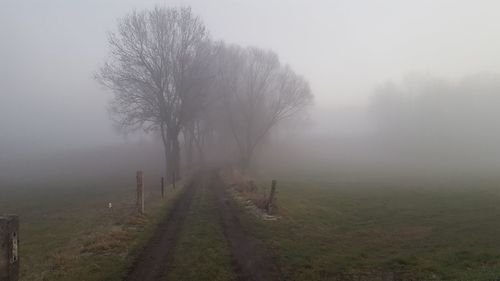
[0,214,19,281]
[161,177,165,199]
[267,180,277,214]
[136,171,144,214]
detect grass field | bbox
[3,173,500,281]
[0,180,182,281]
[243,178,500,280]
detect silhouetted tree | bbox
[96,6,209,180]
[215,44,313,171]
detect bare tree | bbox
[216,45,313,171]
[96,6,209,180]
[96,7,313,175]
[180,41,220,169]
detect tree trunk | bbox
[160,124,172,182]
[161,124,181,184]
[196,143,205,167]
[184,128,194,170]
[172,136,181,178]
[239,152,251,174]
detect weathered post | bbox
[172,171,176,189]
[136,171,144,214]
[0,215,19,281]
[161,177,165,199]
[267,180,277,214]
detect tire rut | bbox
[124,177,197,281]
[208,170,283,281]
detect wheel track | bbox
[124,170,281,281]
[124,177,197,281]
[208,170,283,281]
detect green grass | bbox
[242,178,500,280]
[0,181,182,281]
[166,180,235,281]
[5,172,500,280]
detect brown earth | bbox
[124,177,196,281]
[209,170,283,281]
[124,170,282,281]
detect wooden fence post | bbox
[136,171,144,214]
[161,177,165,199]
[0,215,19,281]
[267,180,277,214]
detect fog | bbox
[2,0,500,185]
[259,73,500,183]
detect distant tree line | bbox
[96,6,313,179]
[370,73,500,160]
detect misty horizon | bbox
[2,1,500,183]
[4,2,500,281]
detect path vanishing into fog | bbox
[125,169,281,281]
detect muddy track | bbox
[124,177,197,281]
[208,171,283,281]
[124,170,281,281]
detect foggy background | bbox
[2,0,500,185]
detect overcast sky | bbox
[1,0,500,154]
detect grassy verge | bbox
[166,180,235,281]
[240,178,500,280]
[0,181,183,281]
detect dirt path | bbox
[208,171,283,281]
[124,170,281,281]
[124,177,197,281]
